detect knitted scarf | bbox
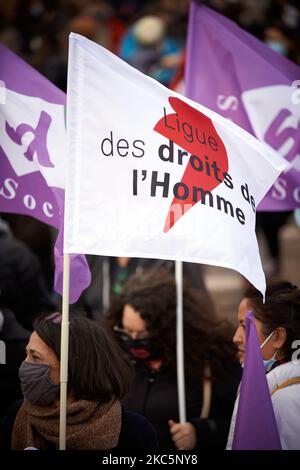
[12,399,121,450]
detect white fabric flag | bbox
[65,33,288,296]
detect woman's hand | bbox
[168,420,197,450]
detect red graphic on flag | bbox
[154,97,229,232]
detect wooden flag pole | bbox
[175,260,186,423]
[59,253,70,450]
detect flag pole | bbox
[175,260,186,423]
[59,253,70,450]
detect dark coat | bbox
[122,361,241,450]
[0,400,159,450]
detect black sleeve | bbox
[118,409,159,451]
[0,400,23,449]
[189,417,231,449]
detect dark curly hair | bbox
[104,268,238,383]
[244,281,300,361]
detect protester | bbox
[119,15,182,87]
[105,268,241,450]
[227,281,300,450]
[0,313,158,450]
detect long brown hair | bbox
[34,313,133,402]
[104,268,238,382]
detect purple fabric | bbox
[0,43,65,104]
[0,147,61,228]
[0,44,91,303]
[185,3,300,211]
[232,311,282,450]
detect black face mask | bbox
[19,361,60,406]
[117,331,161,362]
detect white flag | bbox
[64,33,287,296]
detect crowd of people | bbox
[0,0,300,451]
[0,259,300,449]
[1,0,300,89]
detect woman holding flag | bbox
[105,268,241,450]
[0,313,158,450]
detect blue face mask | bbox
[266,40,288,56]
[294,208,300,228]
[260,331,278,372]
[262,357,277,372]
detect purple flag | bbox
[0,44,91,303]
[186,3,300,211]
[232,311,281,450]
